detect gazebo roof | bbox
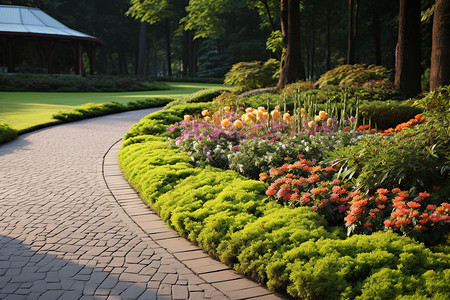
[0,5,101,43]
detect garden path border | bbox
[102,138,287,300]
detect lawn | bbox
[0,82,226,130]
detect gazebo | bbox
[0,5,103,75]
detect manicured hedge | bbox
[0,122,18,145]
[53,98,173,123]
[0,74,168,92]
[165,88,229,109]
[118,104,450,299]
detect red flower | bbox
[376,188,389,195]
[407,201,421,209]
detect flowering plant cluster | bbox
[260,155,350,225]
[260,156,450,243]
[357,114,425,135]
[169,105,369,178]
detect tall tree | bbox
[127,0,173,75]
[347,0,359,64]
[277,0,305,88]
[136,22,147,75]
[371,1,382,65]
[430,0,450,91]
[395,0,421,97]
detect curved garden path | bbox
[0,109,284,300]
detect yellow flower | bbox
[224,106,230,112]
[243,113,255,123]
[202,109,209,116]
[308,121,315,128]
[283,113,291,122]
[258,107,267,112]
[245,107,254,113]
[315,115,321,122]
[221,119,231,127]
[234,120,243,129]
[271,109,280,118]
[319,111,328,120]
[256,110,263,120]
[204,116,211,122]
[184,115,191,122]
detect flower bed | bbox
[118,88,449,299]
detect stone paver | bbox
[0,108,285,300]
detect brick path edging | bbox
[102,139,287,300]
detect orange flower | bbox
[300,108,306,116]
[308,121,315,129]
[224,106,230,112]
[184,115,191,122]
[319,111,328,120]
[407,201,421,209]
[409,210,419,218]
[245,107,253,113]
[201,110,209,116]
[376,188,389,195]
[315,115,321,122]
[255,110,264,120]
[221,119,231,127]
[271,109,280,118]
[204,116,211,122]
[283,113,291,122]
[419,191,430,198]
[259,173,269,181]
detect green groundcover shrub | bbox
[118,104,450,300]
[0,122,18,145]
[165,88,230,109]
[0,74,169,92]
[53,98,173,123]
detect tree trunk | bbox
[278,0,305,89]
[430,0,450,91]
[311,8,316,79]
[347,0,355,64]
[165,19,172,77]
[304,20,310,78]
[326,0,331,70]
[136,22,147,76]
[347,0,359,64]
[395,0,421,97]
[371,2,382,65]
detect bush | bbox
[316,64,390,88]
[328,87,449,198]
[359,100,422,130]
[0,122,18,144]
[118,104,450,299]
[0,74,169,92]
[165,88,230,109]
[53,98,173,123]
[224,59,279,92]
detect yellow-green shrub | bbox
[118,105,450,300]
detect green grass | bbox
[0,82,226,130]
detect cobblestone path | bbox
[0,109,233,300]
